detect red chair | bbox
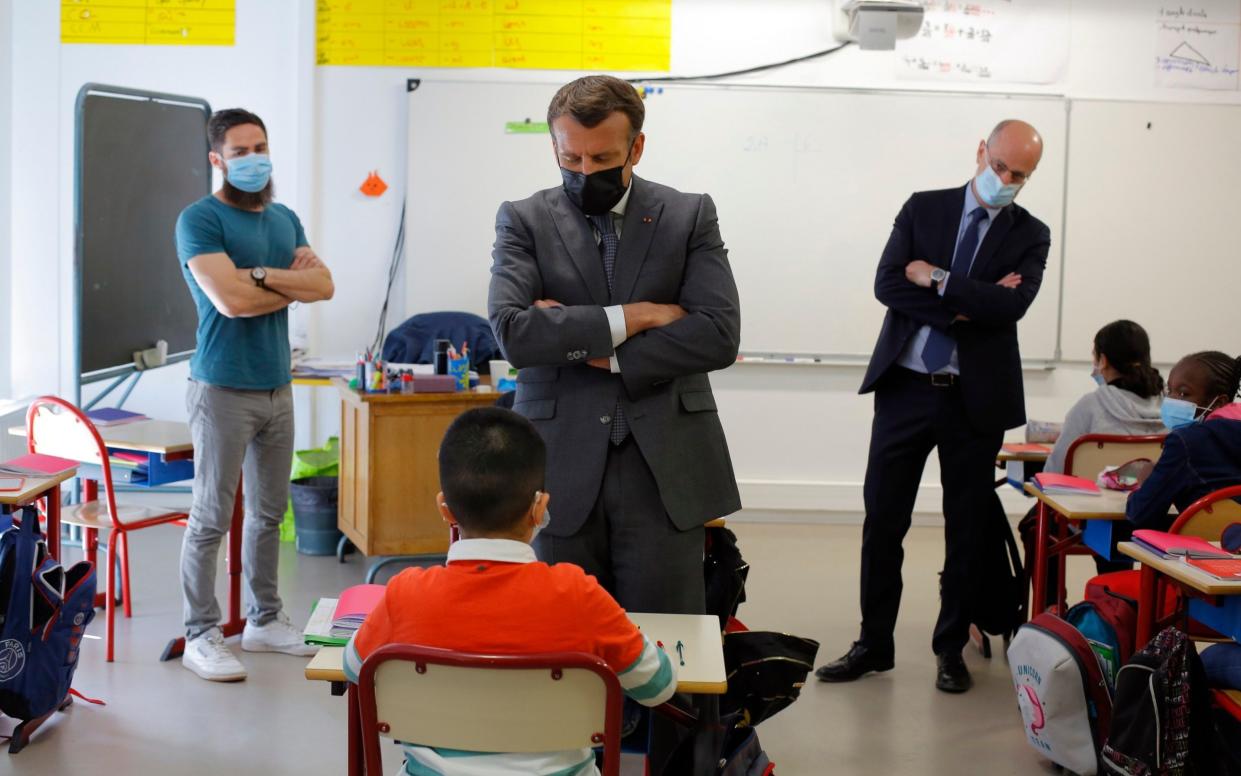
[1031,433,1166,616]
[1088,484,1241,640]
[356,643,623,776]
[26,396,188,662]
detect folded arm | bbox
[940,224,1050,325]
[615,194,741,398]
[188,252,292,318]
[257,246,335,303]
[488,200,616,368]
[874,197,957,330]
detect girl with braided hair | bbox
[1126,349,1241,528]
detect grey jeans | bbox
[182,380,293,639]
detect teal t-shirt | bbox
[175,196,308,390]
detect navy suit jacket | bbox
[860,184,1052,432]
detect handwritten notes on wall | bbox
[316,0,672,71]
[897,0,1069,85]
[61,0,235,46]
[1156,3,1241,90]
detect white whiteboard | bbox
[406,80,1067,361]
[1062,100,1241,364]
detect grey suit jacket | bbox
[488,175,742,535]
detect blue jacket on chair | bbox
[381,312,502,372]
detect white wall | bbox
[0,0,11,401]
[5,1,1229,514]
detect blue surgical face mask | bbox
[1161,397,1202,430]
[1091,366,1106,387]
[975,151,1022,207]
[224,153,272,193]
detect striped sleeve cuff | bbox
[617,634,677,707]
[343,635,364,684]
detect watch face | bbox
[252,267,267,280]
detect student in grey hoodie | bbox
[1044,319,1166,474]
[1021,320,1166,600]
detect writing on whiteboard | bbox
[896,0,1069,85]
[1154,2,1241,90]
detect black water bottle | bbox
[434,339,451,375]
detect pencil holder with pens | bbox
[448,355,470,392]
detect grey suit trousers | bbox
[534,436,706,614]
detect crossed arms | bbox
[188,246,335,319]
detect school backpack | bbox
[0,507,97,737]
[1008,611,1113,775]
[1066,583,1138,693]
[972,495,1027,640]
[1101,627,1221,776]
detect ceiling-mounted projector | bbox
[835,0,926,51]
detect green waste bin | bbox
[281,437,340,543]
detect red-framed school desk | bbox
[0,469,78,556]
[305,612,728,776]
[11,418,243,661]
[1118,541,1241,645]
[1025,483,1135,617]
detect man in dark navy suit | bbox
[818,120,1050,693]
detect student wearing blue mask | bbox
[174,109,335,682]
[1126,351,1241,528]
[1044,320,1165,475]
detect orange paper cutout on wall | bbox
[360,171,388,197]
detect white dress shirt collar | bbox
[446,537,538,564]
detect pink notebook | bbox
[0,453,78,478]
[1034,472,1101,496]
[1132,529,1235,560]
[330,584,387,635]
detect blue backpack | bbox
[0,506,97,727]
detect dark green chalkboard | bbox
[75,84,211,378]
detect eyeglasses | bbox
[986,150,1032,185]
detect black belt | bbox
[896,367,959,388]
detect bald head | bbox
[973,119,1043,206]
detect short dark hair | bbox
[1093,320,1163,399]
[547,75,644,139]
[207,108,267,152]
[438,408,546,534]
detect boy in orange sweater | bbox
[344,407,677,775]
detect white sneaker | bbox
[182,627,247,682]
[242,611,317,656]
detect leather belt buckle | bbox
[929,373,956,388]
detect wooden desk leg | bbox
[348,683,363,776]
[1137,563,1158,647]
[161,474,246,660]
[1030,502,1050,621]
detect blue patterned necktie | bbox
[920,207,989,373]
[588,212,629,445]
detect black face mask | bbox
[560,164,626,216]
[559,143,633,216]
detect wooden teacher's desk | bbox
[334,379,498,564]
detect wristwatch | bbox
[250,266,268,289]
[930,267,948,285]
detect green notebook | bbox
[304,597,347,647]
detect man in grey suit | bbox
[488,75,741,615]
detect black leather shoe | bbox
[815,642,894,682]
[935,652,972,694]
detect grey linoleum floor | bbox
[5,501,1084,775]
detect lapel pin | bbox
[642,216,653,224]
